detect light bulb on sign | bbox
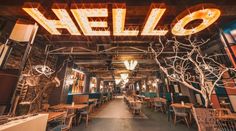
[112,4,139,36]
[71,4,110,36]
[172,8,221,36]
[23,3,81,35]
[141,4,168,36]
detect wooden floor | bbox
[73,97,197,131]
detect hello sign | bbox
[22,2,221,36]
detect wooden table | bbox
[40,112,65,122]
[0,114,48,131]
[171,103,193,124]
[153,98,167,103]
[129,100,142,104]
[89,99,98,103]
[50,104,88,110]
[144,97,151,101]
[171,103,193,109]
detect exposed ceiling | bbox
[0,0,236,81]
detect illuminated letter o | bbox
[172,7,221,36]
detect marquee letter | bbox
[112,4,139,36]
[171,4,221,36]
[70,4,110,36]
[23,3,81,35]
[141,4,168,36]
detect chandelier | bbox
[115,79,121,84]
[124,60,138,70]
[120,73,129,80]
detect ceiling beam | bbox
[75,59,156,65]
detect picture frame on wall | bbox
[174,85,179,93]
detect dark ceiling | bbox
[0,0,236,81]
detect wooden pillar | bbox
[84,73,91,93]
[96,78,101,92]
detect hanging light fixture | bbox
[115,79,121,84]
[124,60,138,70]
[120,73,128,80]
[34,51,55,77]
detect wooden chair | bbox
[172,106,189,128]
[215,108,232,117]
[96,93,103,107]
[132,102,142,114]
[79,105,93,127]
[154,101,164,113]
[217,119,236,131]
[50,113,76,131]
[73,95,89,104]
[192,107,218,131]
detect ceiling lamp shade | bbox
[124,60,138,70]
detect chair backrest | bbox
[99,93,103,101]
[217,119,236,131]
[215,108,231,117]
[134,102,142,109]
[57,111,68,124]
[64,114,76,130]
[172,106,186,114]
[154,101,162,106]
[73,95,89,104]
[192,107,218,131]
[173,95,190,103]
[87,105,93,114]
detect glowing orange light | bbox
[172,8,221,36]
[22,3,81,35]
[141,4,168,36]
[71,4,110,36]
[112,4,139,36]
